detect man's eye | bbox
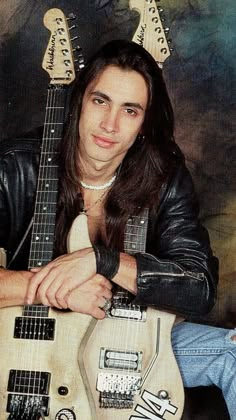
[93,98,105,105]
[125,108,137,116]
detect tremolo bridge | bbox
[96,292,147,409]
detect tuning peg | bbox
[73,45,82,52]
[70,36,79,42]
[157,7,163,13]
[164,27,170,34]
[67,13,76,21]
[68,24,76,31]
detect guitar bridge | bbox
[7,369,50,416]
[108,291,147,321]
[97,372,141,409]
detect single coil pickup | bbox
[99,391,134,409]
[105,359,138,370]
[109,305,146,321]
[100,348,142,372]
[106,351,138,362]
[8,369,51,395]
[14,316,55,340]
[7,393,49,416]
[97,372,142,394]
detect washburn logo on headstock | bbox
[129,389,178,419]
[46,31,56,70]
[136,24,146,45]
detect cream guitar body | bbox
[66,214,185,420]
[0,306,92,419]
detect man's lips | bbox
[93,135,116,148]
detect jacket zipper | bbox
[139,271,205,281]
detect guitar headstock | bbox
[43,8,79,84]
[130,0,171,67]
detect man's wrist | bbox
[93,245,120,280]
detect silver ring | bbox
[100,297,111,311]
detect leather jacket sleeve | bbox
[0,136,40,269]
[133,163,219,318]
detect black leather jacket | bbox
[0,135,218,318]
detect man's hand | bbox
[66,275,113,319]
[26,247,97,307]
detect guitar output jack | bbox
[55,408,76,419]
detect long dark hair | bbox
[55,39,180,254]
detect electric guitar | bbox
[67,210,184,420]
[0,8,86,419]
[130,0,171,67]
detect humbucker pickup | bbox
[99,348,143,372]
[14,317,55,340]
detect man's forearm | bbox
[0,268,33,308]
[112,252,138,295]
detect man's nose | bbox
[100,109,119,133]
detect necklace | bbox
[82,189,108,214]
[80,174,116,190]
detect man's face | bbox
[78,65,148,168]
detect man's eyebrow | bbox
[90,90,145,111]
[90,90,111,102]
[123,102,145,111]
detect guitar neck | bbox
[112,209,149,299]
[28,85,67,270]
[124,208,149,254]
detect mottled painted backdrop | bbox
[0,0,235,326]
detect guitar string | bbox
[20,86,50,414]
[26,86,52,414]
[34,85,60,414]
[33,84,54,413]
[34,85,51,411]
[39,85,60,413]
[128,217,146,390]
[37,85,54,409]
[112,213,147,398]
[40,86,62,412]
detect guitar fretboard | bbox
[124,208,149,254]
[112,208,149,302]
[28,85,67,269]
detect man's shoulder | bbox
[160,150,195,204]
[0,127,43,157]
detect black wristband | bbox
[93,245,120,280]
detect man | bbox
[0,40,235,418]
